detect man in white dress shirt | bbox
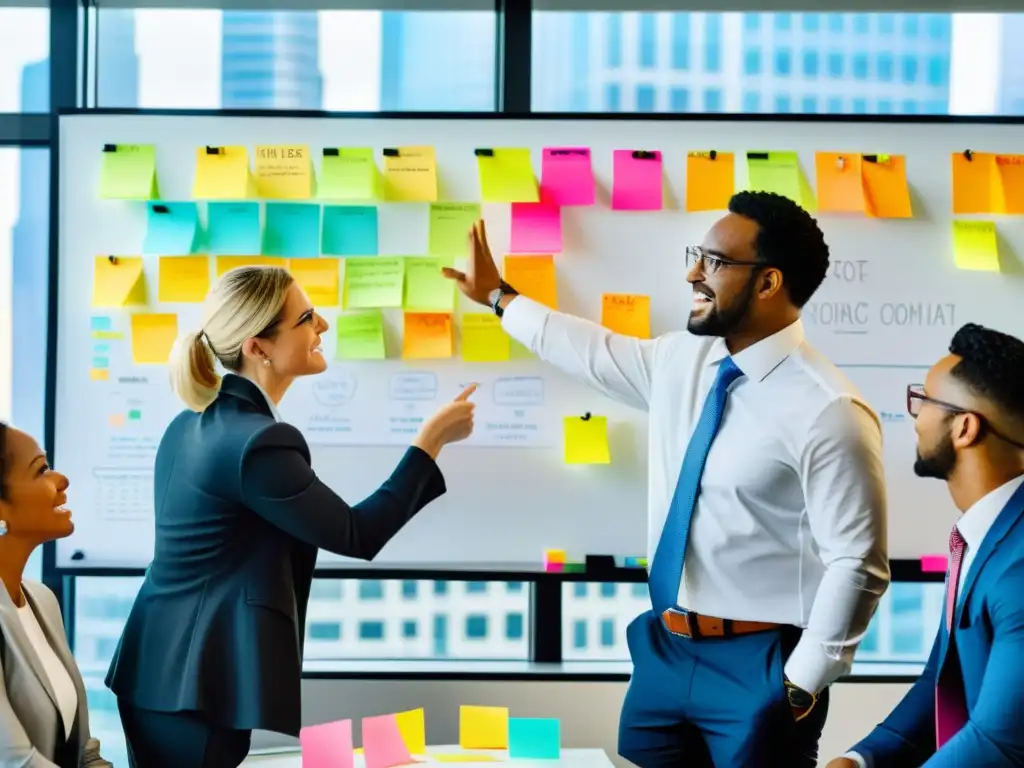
[443,191,890,767]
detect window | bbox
[573,583,588,599]
[801,95,818,113]
[801,14,821,33]
[903,15,920,36]
[605,14,622,68]
[402,620,418,639]
[465,581,488,595]
[901,55,918,83]
[774,49,792,77]
[505,613,524,640]
[802,50,819,78]
[308,622,341,641]
[669,87,689,112]
[635,84,656,112]
[433,581,448,596]
[670,14,690,70]
[465,615,488,639]
[600,619,616,647]
[401,580,418,599]
[902,99,918,114]
[827,96,843,113]
[703,14,722,73]
[927,56,948,87]
[853,53,869,80]
[878,15,895,35]
[638,13,656,69]
[775,94,792,113]
[600,583,616,599]
[877,53,894,82]
[359,621,385,641]
[506,582,523,593]
[359,580,384,600]
[433,615,448,656]
[703,88,722,112]
[743,14,761,32]
[877,99,893,114]
[0,8,49,113]
[744,49,761,76]
[742,91,761,112]
[853,14,870,34]
[604,83,621,111]
[773,13,792,32]
[573,620,587,649]
[827,52,844,78]
[827,15,844,34]
[310,581,342,599]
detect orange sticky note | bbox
[816,153,866,213]
[403,312,452,359]
[215,255,287,277]
[601,293,651,338]
[685,151,734,212]
[952,151,1000,214]
[288,257,340,307]
[459,705,509,750]
[90,369,110,381]
[996,155,1024,214]
[861,154,912,218]
[503,255,557,309]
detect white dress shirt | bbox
[502,297,890,694]
[845,473,1024,768]
[16,601,77,739]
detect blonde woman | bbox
[104,266,475,768]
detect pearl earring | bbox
[263,359,271,367]
[0,520,8,536]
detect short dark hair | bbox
[949,323,1024,424]
[0,421,7,500]
[727,191,830,308]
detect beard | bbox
[913,431,957,480]
[687,272,758,337]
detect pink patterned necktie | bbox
[936,525,968,748]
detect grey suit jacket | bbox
[0,580,110,768]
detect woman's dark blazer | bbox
[104,374,446,736]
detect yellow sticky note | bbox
[289,258,340,307]
[404,257,455,311]
[215,256,287,277]
[564,415,611,464]
[503,255,557,309]
[477,148,539,203]
[461,314,510,362]
[435,756,500,763]
[601,294,651,338]
[90,369,109,381]
[158,256,210,303]
[99,144,158,199]
[130,313,178,365]
[343,257,405,309]
[459,706,509,750]
[952,220,1000,272]
[193,146,256,199]
[255,144,314,199]
[93,257,147,307]
[395,709,426,754]
[383,146,438,202]
[403,312,453,359]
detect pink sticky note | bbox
[921,554,948,573]
[510,203,562,253]
[362,714,415,768]
[612,150,663,211]
[300,719,354,768]
[540,147,594,206]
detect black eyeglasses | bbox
[906,384,1024,450]
[685,245,765,276]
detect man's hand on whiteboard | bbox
[441,219,502,306]
[412,384,479,460]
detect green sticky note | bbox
[745,151,815,210]
[477,148,539,203]
[320,148,381,201]
[99,144,159,200]
[429,203,481,258]
[343,257,404,309]
[404,257,455,311]
[508,718,560,760]
[336,310,386,359]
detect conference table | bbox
[242,745,615,766]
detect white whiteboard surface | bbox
[56,113,1024,569]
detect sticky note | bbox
[921,554,948,573]
[404,257,455,311]
[158,256,210,303]
[207,202,261,255]
[459,706,509,750]
[510,203,562,254]
[142,203,199,254]
[255,144,314,199]
[215,256,287,277]
[90,316,113,331]
[601,293,651,338]
[508,718,560,759]
[815,153,866,213]
[477,148,539,203]
[746,151,805,206]
[336,310,386,360]
[99,144,158,199]
[289,258,340,306]
[320,148,381,201]
[361,714,411,768]
[686,151,735,212]
[90,369,109,381]
[343,257,404,308]
[93,257,146,307]
[394,709,426,754]
[299,719,353,768]
[540,147,594,206]
[952,152,999,214]
[952,220,1000,272]
[612,150,663,211]
[544,549,566,566]
[403,313,452,359]
[429,203,481,258]
[995,155,1024,214]
[383,146,437,202]
[322,206,378,256]
[503,255,558,309]
[564,415,611,464]
[130,313,178,365]
[264,203,321,257]
[192,145,255,199]
[460,314,511,362]
[861,154,912,218]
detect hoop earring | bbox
[0,520,8,536]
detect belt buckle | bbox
[664,606,695,639]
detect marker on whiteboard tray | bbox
[474,148,494,157]
[205,146,223,156]
[631,150,658,160]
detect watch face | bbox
[488,288,502,305]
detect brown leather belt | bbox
[661,608,780,639]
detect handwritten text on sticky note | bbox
[601,293,651,338]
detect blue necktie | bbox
[649,357,744,614]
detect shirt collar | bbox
[957,474,1024,552]
[242,377,282,422]
[706,318,805,382]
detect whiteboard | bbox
[55,112,1024,569]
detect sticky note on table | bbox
[320,147,381,200]
[207,202,261,255]
[394,708,426,754]
[361,714,412,768]
[322,206,378,256]
[403,312,453,359]
[746,151,806,207]
[192,145,255,199]
[158,256,210,303]
[508,718,560,759]
[343,257,404,308]
[477,148,539,203]
[459,706,509,750]
[255,144,314,199]
[995,155,1024,214]
[99,144,158,199]
[299,719,353,768]
[290,258,340,306]
[404,257,455,311]
[130,313,177,365]
[143,202,199,255]
[815,153,866,213]
[686,151,735,212]
[93,256,147,307]
[429,203,481,258]
[564,415,611,464]
[504,254,558,309]
[510,203,562,253]
[383,146,437,202]
[335,310,386,360]
[215,256,287,277]
[612,150,663,211]
[952,220,1000,272]
[264,203,321,257]
[540,147,594,206]
[461,314,511,362]
[861,154,912,218]
[601,293,651,338]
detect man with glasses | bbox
[828,323,1024,768]
[443,191,889,767]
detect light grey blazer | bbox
[0,580,109,768]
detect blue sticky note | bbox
[92,343,110,354]
[264,202,321,257]
[91,357,109,369]
[508,718,560,759]
[90,316,112,331]
[208,202,261,255]
[322,205,378,255]
[142,202,199,254]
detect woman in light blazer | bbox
[0,421,110,767]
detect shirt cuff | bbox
[843,751,869,768]
[500,295,551,349]
[783,634,844,694]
